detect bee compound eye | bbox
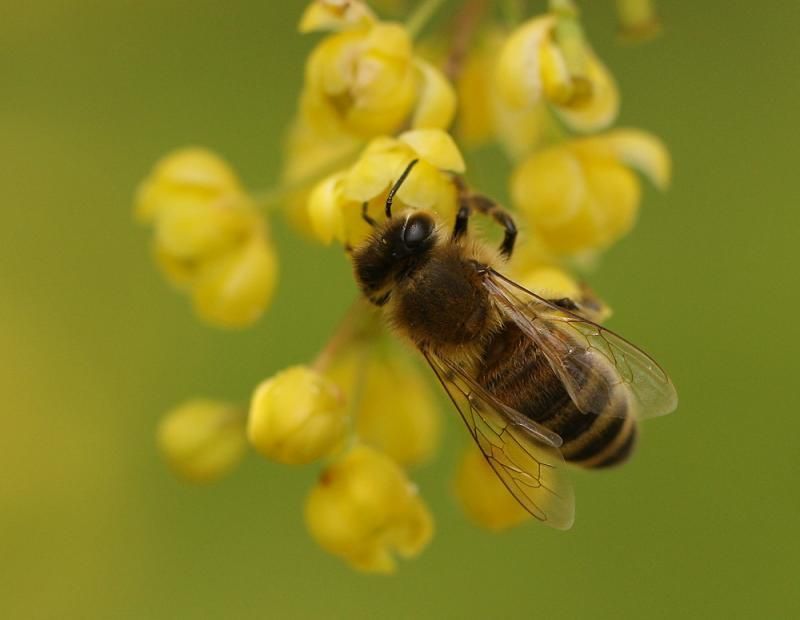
[403,215,433,248]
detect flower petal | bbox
[553,52,620,133]
[607,129,671,189]
[308,171,349,245]
[410,59,457,130]
[398,129,465,172]
[298,0,376,33]
[495,15,556,109]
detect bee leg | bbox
[452,176,472,241]
[449,175,517,258]
[470,194,518,259]
[452,204,471,241]
[548,297,580,311]
[361,202,377,227]
[384,159,420,219]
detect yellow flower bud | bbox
[301,21,454,138]
[134,147,242,223]
[190,232,278,328]
[307,130,464,246]
[248,366,347,465]
[325,346,441,467]
[305,445,434,573]
[299,0,376,33]
[157,399,247,484]
[615,0,661,42]
[454,445,530,531]
[511,130,670,255]
[515,265,582,301]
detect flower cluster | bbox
[135,148,277,328]
[142,0,670,573]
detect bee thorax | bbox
[390,252,493,347]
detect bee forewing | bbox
[485,270,678,421]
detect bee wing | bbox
[423,351,575,530]
[484,269,678,420]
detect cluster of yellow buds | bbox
[135,148,277,328]
[141,0,670,573]
[245,317,441,573]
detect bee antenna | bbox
[385,159,419,219]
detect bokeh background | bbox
[2,1,798,618]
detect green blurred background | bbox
[2,1,798,618]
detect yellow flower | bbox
[454,31,562,159]
[510,129,670,256]
[157,399,247,484]
[325,343,441,467]
[454,445,530,531]
[301,21,455,138]
[308,129,465,246]
[495,14,619,137]
[305,445,434,573]
[248,365,347,465]
[135,148,278,328]
[299,0,376,33]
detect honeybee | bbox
[351,160,678,529]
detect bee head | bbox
[352,210,438,305]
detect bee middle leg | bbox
[451,177,517,259]
[548,297,580,311]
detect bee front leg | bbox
[449,175,517,259]
[469,194,517,259]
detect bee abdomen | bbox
[478,325,636,469]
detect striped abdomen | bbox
[477,322,636,468]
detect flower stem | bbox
[406,0,448,39]
[501,0,526,28]
[312,299,380,374]
[444,0,489,81]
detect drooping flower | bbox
[510,129,670,256]
[300,20,455,138]
[135,148,278,328]
[305,444,434,573]
[157,399,247,483]
[307,128,465,246]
